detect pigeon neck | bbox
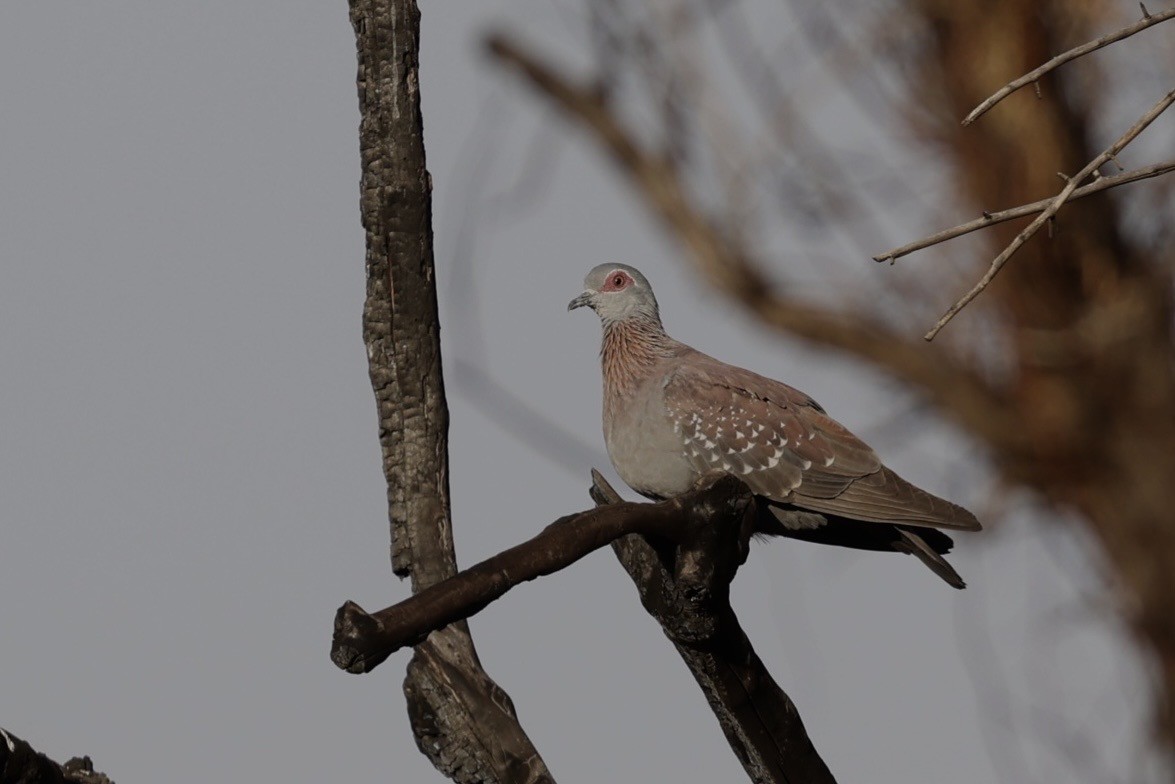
[601,316,676,398]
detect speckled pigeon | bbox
[569,263,981,588]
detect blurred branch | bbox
[712,1,896,257]
[451,359,605,478]
[913,0,1175,750]
[925,86,1175,340]
[331,475,754,672]
[485,31,1026,456]
[874,159,1175,264]
[963,6,1175,126]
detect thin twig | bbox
[963,6,1175,125]
[926,87,1175,340]
[874,159,1175,263]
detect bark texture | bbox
[333,469,837,784]
[348,2,552,781]
[332,477,760,669]
[593,473,838,784]
[0,728,113,784]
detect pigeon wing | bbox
[662,358,979,532]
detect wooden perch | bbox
[593,472,838,784]
[332,470,837,783]
[331,475,755,673]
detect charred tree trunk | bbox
[0,727,112,784]
[347,1,553,781]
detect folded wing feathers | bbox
[664,359,979,532]
[793,465,980,530]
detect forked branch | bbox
[925,87,1175,340]
[331,476,755,673]
[873,159,1175,264]
[592,471,839,784]
[333,464,841,782]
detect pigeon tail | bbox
[755,501,966,588]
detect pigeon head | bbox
[568,263,661,325]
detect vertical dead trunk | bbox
[348,2,554,780]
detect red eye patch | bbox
[601,270,632,291]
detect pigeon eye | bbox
[612,275,625,287]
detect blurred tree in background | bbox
[482,0,1174,778]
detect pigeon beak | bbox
[567,291,594,312]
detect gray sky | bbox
[0,3,1157,783]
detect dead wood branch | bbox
[0,727,112,784]
[963,6,1175,125]
[873,159,1175,263]
[925,87,1175,340]
[348,3,552,781]
[331,476,755,672]
[333,467,837,783]
[485,31,1025,456]
[591,472,838,784]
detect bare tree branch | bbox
[963,6,1175,125]
[331,476,755,672]
[0,728,112,784]
[885,0,1175,748]
[484,31,1026,456]
[335,464,839,783]
[873,159,1175,264]
[925,86,1175,340]
[348,3,552,781]
[591,472,839,784]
